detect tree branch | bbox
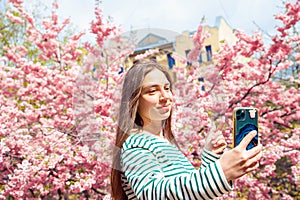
[228,59,279,108]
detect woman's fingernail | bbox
[251,130,257,135]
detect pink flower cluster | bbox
[0,1,134,198]
[1,0,299,199]
[1,130,110,198]
[90,7,118,47]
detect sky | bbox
[53,0,282,35]
[102,0,281,34]
[4,0,285,40]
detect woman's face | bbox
[138,68,173,124]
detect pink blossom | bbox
[5,11,24,24]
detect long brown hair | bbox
[110,60,177,199]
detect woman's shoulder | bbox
[122,130,167,151]
[124,130,157,145]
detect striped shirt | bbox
[121,131,233,200]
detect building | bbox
[122,16,236,82]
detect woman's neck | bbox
[143,120,163,136]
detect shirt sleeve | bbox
[201,149,221,169]
[122,147,233,200]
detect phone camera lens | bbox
[241,112,245,118]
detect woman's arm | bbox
[201,148,221,168]
[122,147,232,200]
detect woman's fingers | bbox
[212,133,226,145]
[213,139,226,148]
[244,150,262,173]
[205,122,228,154]
[211,135,227,154]
[217,121,225,130]
[219,129,262,181]
[245,144,262,161]
[237,130,257,150]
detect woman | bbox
[111,60,262,200]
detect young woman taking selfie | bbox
[111,60,262,200]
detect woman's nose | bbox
[160,89,170,100]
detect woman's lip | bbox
[158,104,171,109]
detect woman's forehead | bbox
[142,69,170,87]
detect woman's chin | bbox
[158,111,171,120]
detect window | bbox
[167,53,175,69]
[205,45,212,62]
[198,77,205,91]
[185,49,192,66]
[198,52,202,63]
[198,77,204,82]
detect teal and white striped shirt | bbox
[121,131,233,200]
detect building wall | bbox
[217,17,237,45]
[174,31,194,60]
[174,16,235,68]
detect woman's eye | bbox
[148,89,156,94]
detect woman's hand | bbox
[204,122,227,155]
[219,130,262,181]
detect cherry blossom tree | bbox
[0,0,133,199]
[1,0,299,199]
[173,0,300,199]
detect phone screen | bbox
[233,107,258,150]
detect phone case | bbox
[233,107,258,150]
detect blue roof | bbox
[134,41,173,53]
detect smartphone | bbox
[233,107,259,150]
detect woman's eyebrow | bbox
[142,82,170,88]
